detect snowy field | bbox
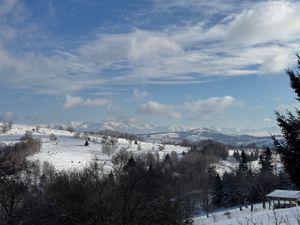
[0,124,282,174]
[0,124,189,171]
[193,204,300,225]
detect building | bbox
[267,190,300,209]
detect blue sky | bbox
[0,0,300,130]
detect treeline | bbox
[0,136,41,225]
[0,135,41,177]
[180,139,228,160]
[0,151,193,225]
[0,122,13,134]
[207,148,294,212]
[83,130,142,141]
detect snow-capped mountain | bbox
[56,120,192,134]
[56,120,280,135]
[47,120,280,147]
[138,128,278,147]
[220,126,280,137]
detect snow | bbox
[267,190,300,200]
[193,204,300,225]
[0,123,189,171]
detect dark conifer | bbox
[238,150,248,173]
[274,53,300,187]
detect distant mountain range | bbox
[51,120,281,147]
[138,128,278,147]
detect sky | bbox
[0,0,300,131]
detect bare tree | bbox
[66,126,75,133]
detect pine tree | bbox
[233,150,241,161]
[259,147,273,173]
[163,154,172,166]
[238,150,248,173]
[278,171,294,190]
[212,174,223,207]
[250,152,255,161]
[221,172,234,207]
[254,149,259,160]
[274,54,300,187]
[264,147,273,172]
[124,157,136,171]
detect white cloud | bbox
[1,1,300,94]
[152,0,244,15]
[262,118,272,122]
[222,1,300,45]
[138,101,181,120]
[64,94,111,109]
[132,88,149,100]
[184,96,236,115]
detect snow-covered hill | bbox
[0,123,189,171]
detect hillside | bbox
[193,204,300,225]
[0,123,189,171]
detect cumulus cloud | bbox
[184,96,236,115]
[64,94,111,109]
[138,101,181,120]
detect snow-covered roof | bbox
[267,190,300,200]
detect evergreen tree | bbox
[163,154,172,166]
[259,154,264,168]
[254,149,259,161]
[124,157,136,171]
[278,171,294,190]
[233,150,241,161]
[212,174,223,207]
[221,172,235,207]
[258,148,273,173]
[238,150,248,173]
[249,152,255,161]
[274,54,300,187]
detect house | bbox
[267,190,300,209]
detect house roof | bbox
[267,190,300,200]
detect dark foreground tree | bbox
[274,53,300,187]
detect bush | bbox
[20,131,33,141]
[49,133,57,141]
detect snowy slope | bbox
[193,204,300,225]
[0,123,189,171]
